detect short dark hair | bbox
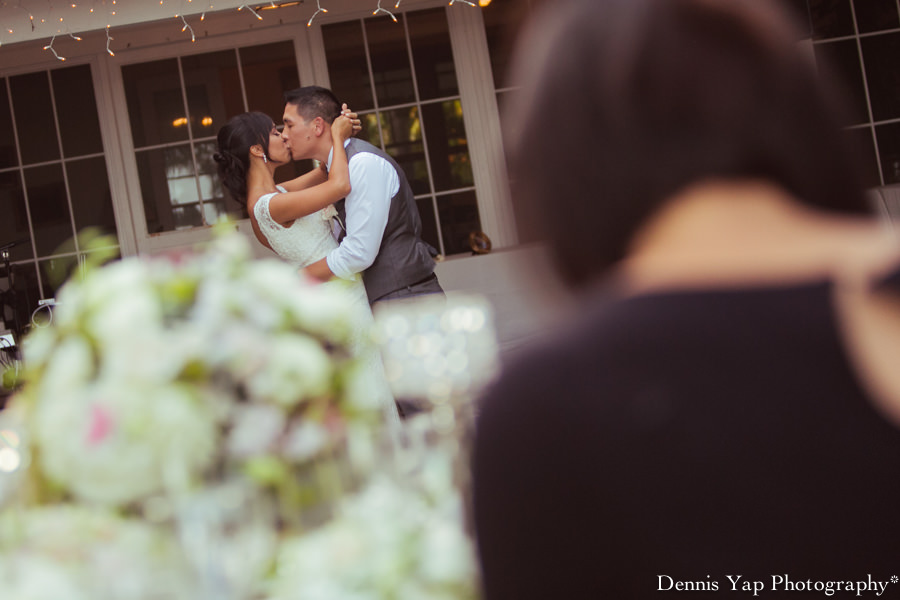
[283,86,342,124]
[506,0,868,287]
[213,111,273,205]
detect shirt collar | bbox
[326,138,352,171]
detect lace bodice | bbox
[253,187,337,269]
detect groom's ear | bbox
[314,116,327,137]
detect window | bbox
[322,8,481,257]
[0,64,117,338]
[122,40,307,234]
[807,0,900,188]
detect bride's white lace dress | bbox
[254,188,400,434]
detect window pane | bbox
[437,191,482,256]
[66,157,118,239]
[809,0,854,40]
[40,255,79,298]
[845,127,881,188]
[0,171,31,262]
[814,40,869,125]
[359,113,383,147]
[24,164,72,257]
[853,0,899,34]
[421,100,473,191]
[415,197,440,254]
[136,145,202,233]
[195,141,237,223]
[323,21,374,111]
[483,0,531,88]
[366,14,416,106]
[10,72,60,165]
[408,8,458,100]
[123,59,188,147]
[52,65,103,157]
[182,50,240,140]
[241,42,300,121]
[380,107,429,195]
[0,79,17,169]
[778,0,813,38]
[876,122,900,185]
[2,264,40,331]
[861,32,900,122]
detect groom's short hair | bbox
[284,86,342,124]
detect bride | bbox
[213,109,401,433]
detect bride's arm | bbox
[266,115,354,223]
[277,163,328,193]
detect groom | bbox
[281,86,443,305]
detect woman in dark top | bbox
[472,0,900,597]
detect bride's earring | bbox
[263,154,268,164]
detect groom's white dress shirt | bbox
[324,138,399,281]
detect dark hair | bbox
[283,86,342,124]
[213,111,274,205]
[507,0,868,287]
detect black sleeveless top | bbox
[473,267,900,599]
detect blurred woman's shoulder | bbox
[834,242,900,429]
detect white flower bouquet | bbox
[0,231,481,599]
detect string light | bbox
[448,0,476,5]
[105,24,114,56]
[43,35,66,61]
[13,3,36,31]
[66,29,82,41]
[201,1,213,21]
[373,0,397,22]
[178,14,195,41]
[307,0,326,27]
[394,0,402,6]
[237,4,263,20]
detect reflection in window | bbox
[123,41,301,234]
[322,8,482,256]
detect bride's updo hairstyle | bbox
[214,111,274,204]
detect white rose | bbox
[244,334,334,407]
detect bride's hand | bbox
[341,102,362,136]
[331,114,355,142]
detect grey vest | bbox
[335,139,438,304]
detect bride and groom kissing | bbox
[215,85,443,305]
[213,85,444,421]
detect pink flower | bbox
[87,404,114,446]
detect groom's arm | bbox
[320,153,397,280]
[304,256,333,282]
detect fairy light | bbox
[373,0,397,21]
[67,30,82,41]
[178,14,196,41]
[43,35,66,61]
[307,0,327,27]
[394,0,401,6]
[201,1,213,20]
[238,4,263,20]
[15,4,36,31]
[105,24,114,56]
[448,0,476,5]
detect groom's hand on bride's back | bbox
[300,257,335,283]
